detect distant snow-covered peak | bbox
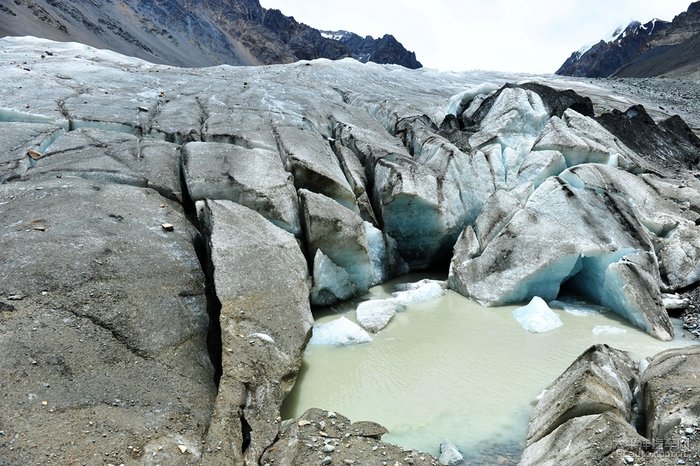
[320,30,353,41]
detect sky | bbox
[259,0,693,73]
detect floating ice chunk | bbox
[592,326,627,335]
[390,280,445,306]
[549,297,607,316]
[439,439,464,466]
[356,299,404,333]
[309,316,372,346]
[513,297,563,333]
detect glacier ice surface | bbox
[445,82,500,117]
[310,250,358,306]
[364,222,389,286]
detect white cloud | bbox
[259,0,692,72]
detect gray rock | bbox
[262,409,437,466]
[183,141,300,234]
[561,165,692,237]
[522,344,700,466]
[197,199,312,464]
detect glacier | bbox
[3,35,700,465]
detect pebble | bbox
[322,444,335,453]
[177,444,188,454]
[686,427,695,435]
[322,456,332,465]
[161,223,174,232]
[298,420,312,427]
[624,455,635,464]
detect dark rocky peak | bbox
[320,30,422,69]
[597,104,700,170]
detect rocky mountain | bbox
[0,0,421,68]
[322,29,422,68]
[2,36,700,464]
[557,1,700,78]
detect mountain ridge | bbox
[0,0,421,69]
[556,1,700,78]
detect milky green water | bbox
[282,276,697,461]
